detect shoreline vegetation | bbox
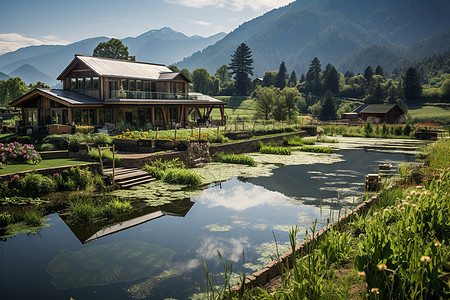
[203,138,449,299]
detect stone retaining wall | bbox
[210,131,308,155]
[230,193,379,292]
[0,163,101,182]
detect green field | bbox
[408,103,450,124]
[0,158,92,175]
[211,96,257,120]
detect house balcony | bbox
[110,90,188,100]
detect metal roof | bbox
[39,88,103,105]
[103,93,224,105]
[360,104,401,114]
[158,72,181,81]
[68,55,173,80]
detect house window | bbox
[73,109,95,125]
[93,77,99,89]
[25,108,39,126]
[77,78,85,90]
[129,80,136,91]
[51,109,68,124]
[70,78,77,90]
[136,80,142,91]
[85,77,92,89]
[120,79,128,90]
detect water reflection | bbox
[62,198,194,244]
[195,180,294,211]
[196,236,250,262]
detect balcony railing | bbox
[110,90,188,100]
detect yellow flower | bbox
[371,288,380,294]
[410,190,417,195]
[406,196,411,200]
[357,271,366,277]
[377,264,387,271]
[420,256,431,262]
[435,241,441,247]
[415,185,424,189]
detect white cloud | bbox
[166,0,294,12]
[0,33,69,55]
[193,20,212,26]
[196,236,250,262]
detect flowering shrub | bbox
[115,129,149,140]
[0,142,41,165]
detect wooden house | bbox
[356,104,407,124]
[10,55,225,132]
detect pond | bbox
[0,137,424,299]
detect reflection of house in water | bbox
[62,198,194,244]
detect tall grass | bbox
[142,159,203,186]
[284,136,316,146]
[88,148,120,164]
[213,152,255,166]
[260,146,291,155]
[293,146,333,153]
[316,136,339,143]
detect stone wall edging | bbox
[0,163,101,182]
[230,192,380,292]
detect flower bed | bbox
[0,142,41,165]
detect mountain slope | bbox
[9,64,53,85]
[0,28,225,86]
[177,0,450,75]
[0,71,9,81]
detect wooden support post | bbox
[156,127,158,139]
[122,108,126,124]
[151,107,155,125]
[195,107,203,119]
[96,109,100,125]
[198,127,201,141]
[162,107,168,127]
[98,145,103,175]
[112,144,115,178]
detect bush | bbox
[21,173,57,198]
[69,199,97,222]
[92,133,113,145]
[6,135,32,144]
[40,143,56,151]
[162,168,203,185]
[101,199,132,218]
[23,209,43,226]
[88,148,120,165]
[41,135,68,149]
[0,211,12,227]
[75,125,95,134]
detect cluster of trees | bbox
[0,78,49,108]
[254,86,304,121]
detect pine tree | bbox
[300,73,306,83]
[403,67,422,103]
[288,70,298,87]
[229,43,254,95]
[375,65,384,77]
[275,61,287,89]
[364,66,374,82]
[319,90,337,121]
[323,65,340,95]
[305,57,322,96]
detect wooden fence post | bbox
[98,145,103,175]
[112,144,115,178]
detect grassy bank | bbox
[0,158,92,175]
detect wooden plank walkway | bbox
[103,167,155,188]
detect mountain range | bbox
[177,0,450,76]
[0,27,225,86]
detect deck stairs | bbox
[103,167,155,188]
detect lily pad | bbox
[47,240,175,289]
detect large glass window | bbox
[120,79,128,90]
[85,77,92,89]
[93,77,99,89]
[73,109,95,125]
[129,80,136,91]
[70,78,77,90]
[77,78,85,90]
[136,80,142,91]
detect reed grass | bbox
[213,152,255,166]
[293,146,333,153]
[260,146,291,155]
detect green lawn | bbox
[0,158,92,175]
[210,96,257,120]
[408,104,450,124]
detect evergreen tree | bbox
[323,65,340,95]
[305,57,322,96]
[300,74,306,83]
[274,61,287,89]
[344,70,354,78]
[364,66,374,82]
[375,65,384,77]
[229,43,254,95]
[288,70,298,87]
[319,90,337,121]
[93,38,134,61]
[403,67,422,103]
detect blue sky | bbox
[0,0,293,55]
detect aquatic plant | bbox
[162,168,203,186]
[260,146,291,155]
[293,146,333,153]
[69,199,97,222]
[316,136,339,143]
[319,227,352,265]
[0,211,12,227]
[213,153,255,166]
[101,199,132,218]
[23,209,44,226]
